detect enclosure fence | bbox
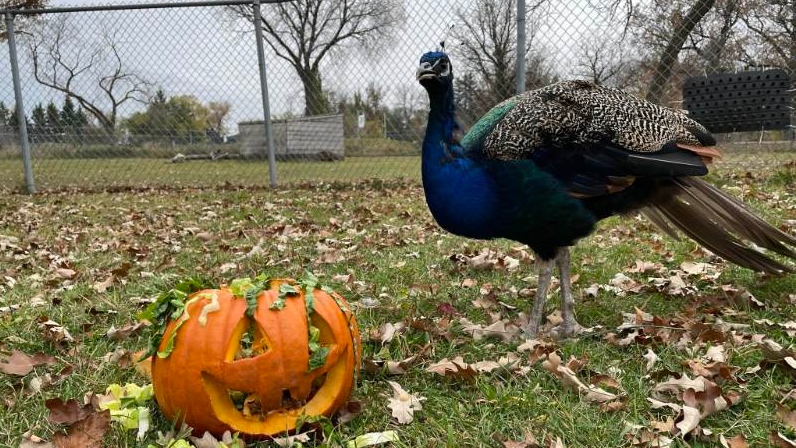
[1,0,793,192]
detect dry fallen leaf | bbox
[0,350,56,376]
[386,381,424,424]
[426,356,478,382]
[541,352,621,404]
[770,431,796,447]
[496,430,540,448]
[106,321,147,341]
[776,403,796,430]
[93,275,115,293]
[190,430,246,448]
[45,398,94,425]
[720,433,750,448]
[643,348,659,372]
[19,431,55,448]
[51,409,110,448]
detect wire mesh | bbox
[1,0,793,192]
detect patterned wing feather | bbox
[482,80,714,160]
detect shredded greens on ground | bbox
[138,277,211,359]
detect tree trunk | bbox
[646,0,716,105]
[299,67,330,116]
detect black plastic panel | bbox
[682,69,791,133]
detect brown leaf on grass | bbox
[45,398,93,425]
[110,261,132,278]
[189,430,245,448]
[20,431,55,448]
[494,430,540,448]
[627,259,665,274]
[134,351,152,379]
[383,358,414,375]
[770,431,796,447]
[38,318,74,347]
[719,433,749,448]
[426,356,479,382]
[52,409,110,448]
[105,321,148,341]
[518,339,558,364]
[643,348,659,371]
[757,339,796,378]
[0,350,56,376]
[92,275,115,293]
[542,352,621,404]
[386,381,424,424]
[336,400,363,424]
[54,268,77,280]
[459,317,519,342]
[625,427,673,447]
[370,322,405,345]
[776,403,796,430]
[649,374,742,437]
[721,284,766,308]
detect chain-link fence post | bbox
[515,0,525,95]
[252,0,277,188]
[4,10,36,193]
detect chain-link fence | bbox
[1,0,793,192]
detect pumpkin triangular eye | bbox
[233,319,270,360]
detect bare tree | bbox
[574,35,636,88]
[230,0,404,116]
[684,0,745,74]
[451,0,547,119]
[26,14,153,136]
[643,0,716,104]
[741,0,796,75]
[1,0,46,41]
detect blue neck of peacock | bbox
[421,82,496,240]
[422,83,457,154]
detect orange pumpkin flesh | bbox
[151,279,360,438]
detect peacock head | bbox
[417,51,453,90]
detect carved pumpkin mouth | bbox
[197,312,348,432]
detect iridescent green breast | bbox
[460,97,519,151]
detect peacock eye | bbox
[421,62,431,69]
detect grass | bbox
[0,156,420,192]
[0,150,795,447]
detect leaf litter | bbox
[2,176,795,446]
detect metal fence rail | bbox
[1,0,794,192]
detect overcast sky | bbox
[1,0,618,133]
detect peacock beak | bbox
[416,67,438,81]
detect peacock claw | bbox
[549,321,587,340]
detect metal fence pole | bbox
[516,0,526,94]
[5,10,36,193]
[252,0,277,188]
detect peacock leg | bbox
[553,247,584,338]
[525,256,554,338]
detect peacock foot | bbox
[549,320,592,339]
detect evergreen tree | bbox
[46,101,60,132]
[0,102,9,126]
[31,104,47,129]
[60,97,77,128]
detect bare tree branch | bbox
[25,14,153,136]
[229,0,404,116]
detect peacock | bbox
[416,50,796,338]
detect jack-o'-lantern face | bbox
[150,278,360,438]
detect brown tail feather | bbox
[642,177,796,275]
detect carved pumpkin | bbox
[150,277,360,438]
